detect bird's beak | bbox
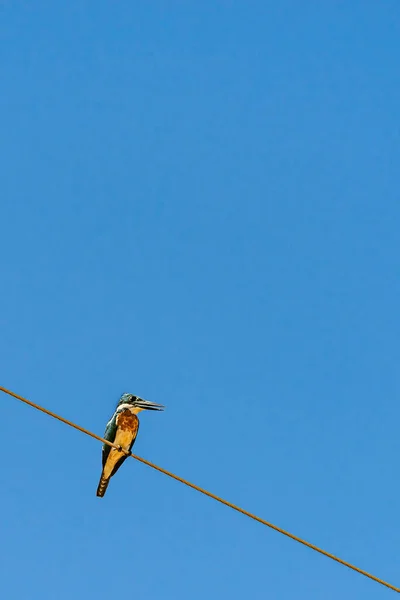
[135,398,165,411]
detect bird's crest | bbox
[116,393,165,411]
[117,393,137,406]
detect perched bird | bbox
[96,393,164,497]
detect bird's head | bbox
[118,393,165,413]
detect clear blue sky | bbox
[1,2,399,598]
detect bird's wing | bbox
[101,412,118,467]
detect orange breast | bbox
[116,409,139,433]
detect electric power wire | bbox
[0,385,398,593]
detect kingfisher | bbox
[96,393,165,497]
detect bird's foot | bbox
[114,444,130,455]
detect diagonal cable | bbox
[0,385,398,593]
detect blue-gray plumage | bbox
[96,393,165,497]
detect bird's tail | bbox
[96,472,110,498]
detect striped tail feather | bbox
[96,472,110,497]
